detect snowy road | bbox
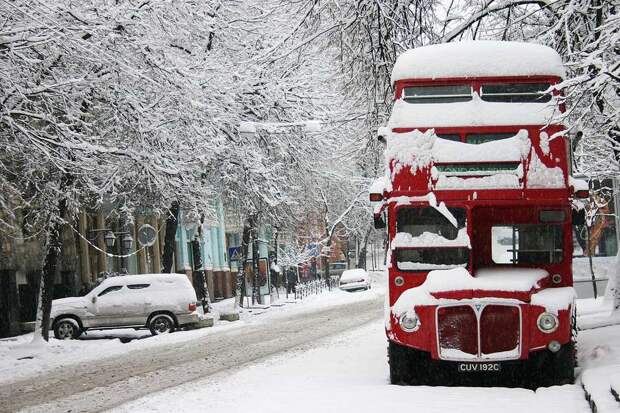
[111,319,592,413]
[2,296,382,413]
[4,281,619,413]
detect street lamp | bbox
[121,233,134,251]
[104,231,116,249]
[119,233,134,274]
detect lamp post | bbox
[104,231,116,249]
[120,233,134,274]
[88,229,133,275]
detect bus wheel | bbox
[530,341,575,388]
[388,341,423,385]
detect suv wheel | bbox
[149,314,175,335]
[53,318,82,340]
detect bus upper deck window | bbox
[480,83,552,103]
[437,134,461,142]
[465,133,515,144]
[403,85,472,104]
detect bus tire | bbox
[529,341,575,388]
[388,341,423,385]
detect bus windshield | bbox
[396,207,466,240]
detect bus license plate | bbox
[458,362,501,372]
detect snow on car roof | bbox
[340,269,367,282]
[103,273,191,286]
[391,41,565,83]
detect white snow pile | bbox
[385,128,435,175]
[392,227,470,249]
[369,175,388,194]
[530,287,576,315]
[388,92,559,128]
[387,129,529,169]
[527,150,565,188]
[391,41,566,83]
[434,129,530,163]
[435,174,521,190]
[386,129,552,190]
[392,267,551,316]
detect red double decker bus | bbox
[372,41,588,387]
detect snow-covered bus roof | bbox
[391,41,566,84]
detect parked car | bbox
[338,269,371,291]
[50,273,199,340]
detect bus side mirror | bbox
[374,214,386,229]
[572,209,585,226]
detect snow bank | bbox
[391,41,565,83]
[388,94,559,128]
[392,228,470,248]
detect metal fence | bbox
[293,278,337,300]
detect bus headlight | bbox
[537,312,559,333]
[399,311,420,332]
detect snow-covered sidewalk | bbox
[0,272,385,387]
[577,313,620,413]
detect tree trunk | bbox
[233,218,253,310]
[357,226,372,270]
[35,198,68,342]
[252,228,261,304]
[191,237,211,313]
[161,202,179,273]
[609,249,620,311]
[322,237,332,290]
[586,225,598,298]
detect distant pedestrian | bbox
[286,268,297,294]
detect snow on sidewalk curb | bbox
[582,366,620,413]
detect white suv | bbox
[50,273,199,339]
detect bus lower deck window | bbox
[491,224,563,264]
